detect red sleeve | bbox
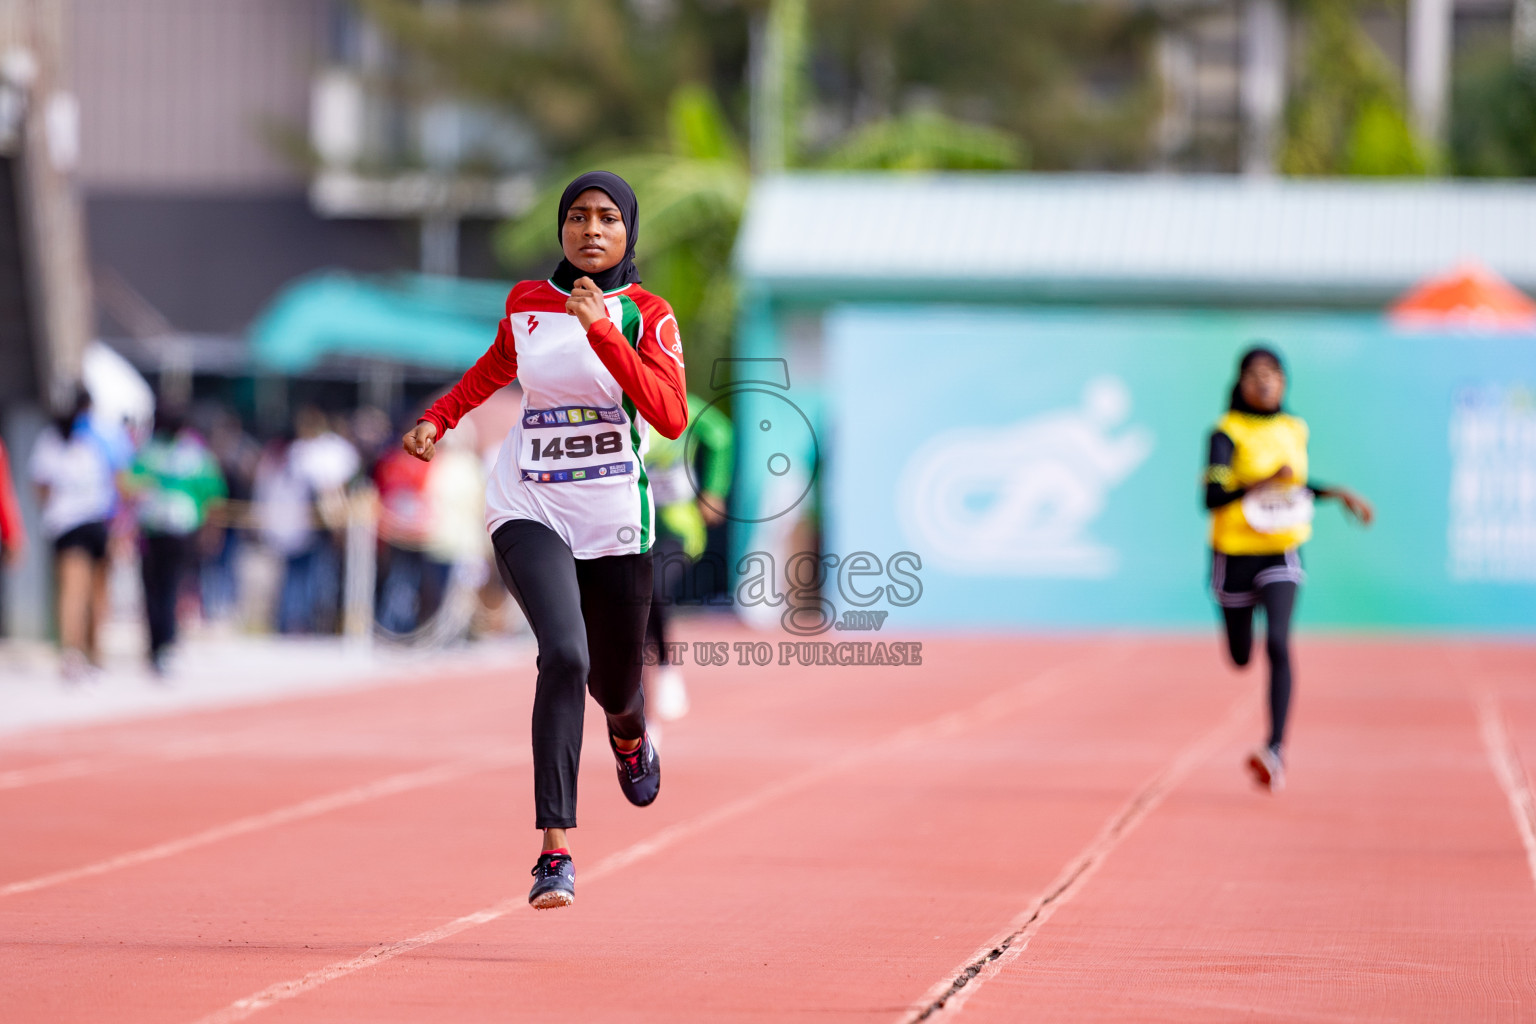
[0,441,25,550]
[586,297,689,439]
[419,315,518,438]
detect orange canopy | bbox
[1390,262,1536,330]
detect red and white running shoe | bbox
[1247,747,1285,793]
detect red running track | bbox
[2,626,1534,1022]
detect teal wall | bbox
[819,306,1536,631]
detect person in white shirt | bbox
[29,389,127,680]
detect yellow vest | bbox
[1209,411,1311,554]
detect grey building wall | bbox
[71,0,324,193]
[68,0,506,341]
[85,194,416,336]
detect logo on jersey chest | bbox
[657,315,684,367]
[527,315,539,333]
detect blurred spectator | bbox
[260,408,359,634]
[202,412,260,622]
[29,388,128,680]
[644,393,734,720]
[291,407,361,506]
[351,406,395,475]
[372,417,488,637]
[423,418,490,570]
[0,435,26,636]
[122,409,227,675]
[373,429,439,633]
[253,436,313,633]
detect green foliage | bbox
[1280,0,1431,177]
[1450,50,1536,178]
[1345,96,1430,175]
[350,0,752,158]
[807,0,1157,170]
[355,0,1148,173]
[819,109,1025,170]
[670,81,744,166]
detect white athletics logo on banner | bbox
[1448,383,1536,581]
[898,377,1153,578]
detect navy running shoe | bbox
[611,732,661,807]
[528,851,575,909]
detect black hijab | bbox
[550,171,640,293]
[1229,344,1285,415]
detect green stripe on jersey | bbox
[618,293,651,552]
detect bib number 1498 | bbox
[530,432,623,461]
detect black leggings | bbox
[492,519,653,830]
[141,531,193,660]
[1221,581,1297,752]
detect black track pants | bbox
[141,531,192,660]
[492,519,652,830]
[1221,581,1298,753]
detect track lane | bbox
[4,633,1533,1023]
[0,753,523,899]
[186,640,1124,1022]
[0,668,534,887]
[898,694,1253,1021]
[5,632,1107,1021]
[950,640,1536,1023]
[205,640,1247,1023]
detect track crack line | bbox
[899,693,1252,1022]
[1474,687,1536,891]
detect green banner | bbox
[824,306,1536,631]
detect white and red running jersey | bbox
[420,279,688,558]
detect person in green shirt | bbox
[122,409,227,675]
[644,393,733,721]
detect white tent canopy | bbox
[82,340,154,434]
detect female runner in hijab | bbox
[1204,345,1373,793]
[404,171,688,908]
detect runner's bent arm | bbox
[585,310,688,439]
[1305,476,1373,523]
[1204,431,1244,510]
[419,317,519,439]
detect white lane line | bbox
[0,756,109,791]
[0,754,521,899]
[1475,688,1536,891]
[0,731,515,793]
[190,646,1136,1024]
[898,693,1252,1022]
[0,734,254,792]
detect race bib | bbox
[1241,486,1314,535]
[518,405,633,484]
